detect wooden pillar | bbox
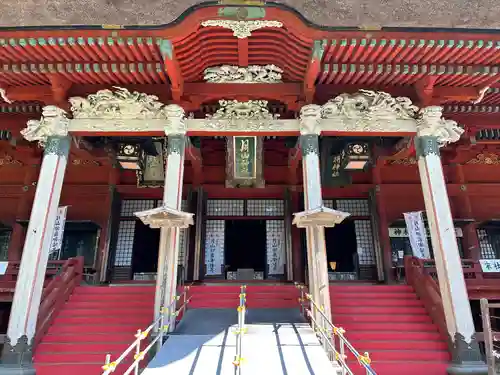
[372,162,393,282]
[154,108,186,332]
[415,107,486,374]
[1,106,70,374]
[450,164,479,261]
[98,168,120,282]
[298,106,331,322]
[290,191,303,282]
[192,187,205,281]
[7,224,24,262]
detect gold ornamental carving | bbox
[466,152,500,165]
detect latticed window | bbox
[478,228,500,259]
[0,231,11,261]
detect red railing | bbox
[404,256,448,340]
[34,256,84,350]
[0,260,72,300]
[413,258,500,281]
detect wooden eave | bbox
[0,3,499,120]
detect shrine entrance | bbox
[224,219,267,280]
[325,220,358,280]
[131,221,160,276]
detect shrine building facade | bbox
[0,1,499,374]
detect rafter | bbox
[303,40,326,103]
[159,40,184,102]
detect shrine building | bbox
[0,1,498,375]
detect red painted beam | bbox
[183,82,302,109]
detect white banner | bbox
[403,211,431,259]
[49,206,68,259]
[266,220,285,275]
[204,221,224,276]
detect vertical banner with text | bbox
[49,206,68,259]
[403,211,431,259]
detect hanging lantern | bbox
[116,143,143,170]
[342,142,370,170]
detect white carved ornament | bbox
[200,20,283,39]
[206,99,281,131]
[21,106,69,146]
[298,90,464,145]
[204,65,283,83]
[322,90,419,120]
[416,106,464,146]
[69,86,167,120]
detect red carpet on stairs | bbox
[34,285,155,375]
[330,284,450,375]
[33,283,300,375]
[188,284,300,309]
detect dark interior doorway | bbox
[225,220,267,273]
[325,220,358,273]
[132,221,160,274]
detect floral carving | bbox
[389,157,418,165]
[205,100,280,131]
[321,90,419,120]
[417,106,465,146]
[466,152,500,165]
[201,20,283,39]
[204,65,283,83]
[21,106,69,146]
[69,87,166,119]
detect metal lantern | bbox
[342,142,370,170]
[116,143,143,170]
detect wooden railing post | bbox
[480,298,495,375]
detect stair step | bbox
[189,292,238,299]
[188,299,238,308]
[339,322,438,332]
[347,361,448,375]
[36,342,141,353]
[34,352,141,364]
[34,363,140,375]
[70,294,154,302]
[332,305,427,315]
[58,308,152,317]
[330,285,413,293]
[48,324,146,334]
[42,333,136,343]
[349,340,448,351]
[334,314,432,323]
[346,331,442,341]
[53,316,152,325]
[332,298,422,307]
[356,349,450,362]
[67,301,154,309]
[73,286,155,295]
[247,300,299,308]
[330,292,418,300]
[244,293,299,300]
